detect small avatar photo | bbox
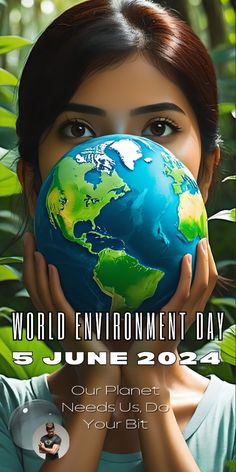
[33,422,69,460]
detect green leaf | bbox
[195,341,234,383]
[211,297,236,309]
[0,326,62,379]
[0,265,19,281]
[0,35,32,54]
[15,289,29,298]
[0,209,22,237]
[0,256,23,264]
[0,68,18,86]
[0,127,17,149]
[211,45,235,63]
[219,306,235,326]
[0,330,26,378]
[216,325,236,366]
[0,306,13,322]
[225,460,236,471]
[0,107,17,128]
[219,103,235,115]
[208,209,236,222]
[222,175,236,182]
[224,7,236,25]
[0,147,18,169]
[0,86,17,113]
[0,162,22,195]
[0,306,13,315]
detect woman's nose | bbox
[108,112,129,134]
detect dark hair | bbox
[16,0,219,197]
[46,422,55,429]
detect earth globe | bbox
[34,134,208,315]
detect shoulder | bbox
[0,373,49,418]
[183,373,235,441]
[54,434,62,443]
[212,375,235,407]
[208,375,235,411]
[0,374,29,414]
[203,375,235,446]
[185,375,235,471]
[205,376,235,466]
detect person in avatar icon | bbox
[38,423,62,461]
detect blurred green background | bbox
[0,0,235,384]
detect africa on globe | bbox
[34,134,208,314]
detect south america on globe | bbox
[34,134,208,314]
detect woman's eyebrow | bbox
[62,102,186,116]
[63,103,106,116]
[130,102,186,116]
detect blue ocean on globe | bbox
[34,134,208,314]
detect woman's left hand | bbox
[122,237,218,387]
[121,239,218,472]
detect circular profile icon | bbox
[8,400,63,450]
[33,422,69,460]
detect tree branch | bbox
[202,0,226,48]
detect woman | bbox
[0,0,235,471]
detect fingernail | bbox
[187,254,192,264]
[201,238,208,253]
[48,264,54,276]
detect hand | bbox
[23,232,122,471]
[23,232,120,382]
[38,441,46,453]
[123,238,218,385]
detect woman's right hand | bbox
[23,232,121,471]
[23,231,120,382]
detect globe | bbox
[34,134,208,314]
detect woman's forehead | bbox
[68,55,190,113]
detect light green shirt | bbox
[0,373,235,471]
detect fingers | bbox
[23,232,74,317]
[48,264,74,319]
[23,232,42,310]
[162,253,192,312]
[161,238,215,331]
[34,252,56,311]
[22,234,114,360]
[186,238,209,303]
[181,238,209,329]
[48,263,109,352]
[193,241,218,311]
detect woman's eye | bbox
[58,120,96,139]
[142,119,181,138]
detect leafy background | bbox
[0,0,235,391]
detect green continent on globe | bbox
[93,248,164,313]
[162,152,198,195]
[161,152,207,241]
[162,154,187,194]
[46,156,130,253]
[178,191,208,241]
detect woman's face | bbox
[38,54,202,179]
